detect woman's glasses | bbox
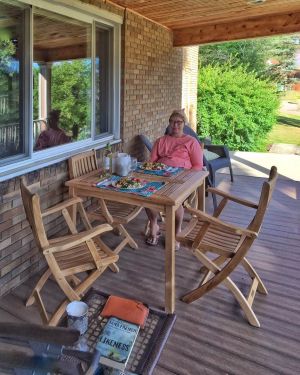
[169,120,184,126]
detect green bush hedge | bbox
[197,64,280,151]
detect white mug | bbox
[66,301,88,335]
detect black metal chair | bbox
[203,144,234,188]
[165,125,234,188]
[138,133,153,153]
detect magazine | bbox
[96,317,140,371]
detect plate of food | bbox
[113,177,147,190]
[139,162,166,171]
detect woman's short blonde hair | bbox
[169,109,188,125]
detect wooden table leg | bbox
[197,180,206,212]
[165,205,175,313]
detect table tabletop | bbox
[65,168,208,313]
[66,169,208,212]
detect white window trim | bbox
[0,0,123,182]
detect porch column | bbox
[181,46,199,131]
[38,62,52,120]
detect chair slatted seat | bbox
[177,166,278,327]
[68,150,143,254]
[90,201,139,224]
[20,178,119,326]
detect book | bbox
[96,317,140,371]
[97,365,137,375]
[101,295,149,328]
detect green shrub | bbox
[197,64,280,151]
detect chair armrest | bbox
[42,197,83,217]
[205,144,229,158]
[207,187,258,209]
[199,136,211,145]
[185,206,257,239]
[46,223,113,253]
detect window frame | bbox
[0,0,122,181]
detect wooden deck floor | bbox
[1,173,300,374]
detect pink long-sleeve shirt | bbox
[150,134,203,170]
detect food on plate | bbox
[115,177,145,189]
[140,162,166,171]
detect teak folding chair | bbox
[68,150,142,254]
[20,178,119,326]
[177,166,278,327]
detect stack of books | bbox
[94,296,149,375]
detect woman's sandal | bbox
[145,232,161,246]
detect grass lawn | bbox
[266,124,300,145]
[256,114,300,151]
[281,90,300,101]
[264,114,300,148]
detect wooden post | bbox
[165,205,176,313]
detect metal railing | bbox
[0,118,48,158]
[33,119,48,141]
[0,122,20,158]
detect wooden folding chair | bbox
[68,150,142,254]
[176,166,278,327]
[20,178,119,326]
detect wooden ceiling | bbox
[2,0,300,59]
[109,0,300,46]
[33,15,90,62]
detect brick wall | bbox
[122,9,183,161]
[0,1,199,296]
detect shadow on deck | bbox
[1,173,299,374]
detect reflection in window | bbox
[33,10,92,151]
[95,27,110,136]
[0,1,25,160]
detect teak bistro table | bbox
[65,168,208,313]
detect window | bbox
[0,0,122,180]
[0,1,26,160]
[95,26,110,136]
[33,10,92,151]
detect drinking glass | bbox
[130,157,138,172]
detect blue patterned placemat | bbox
[96,175,165,197]
[136,163,182,176]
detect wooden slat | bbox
[111,0,300,29]
[174,10,300,46]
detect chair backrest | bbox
[248,166,278,233]
[68,149,98,179]
[165,124,211,144]
[140,126,211,154]
[139,134,153,152]
[20,178,49,250]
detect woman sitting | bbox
[35,109,71,151]
[145,109,203,248]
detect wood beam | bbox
[173,11,300,47]
[34,44,88,63]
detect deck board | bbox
[0,173,299,374]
